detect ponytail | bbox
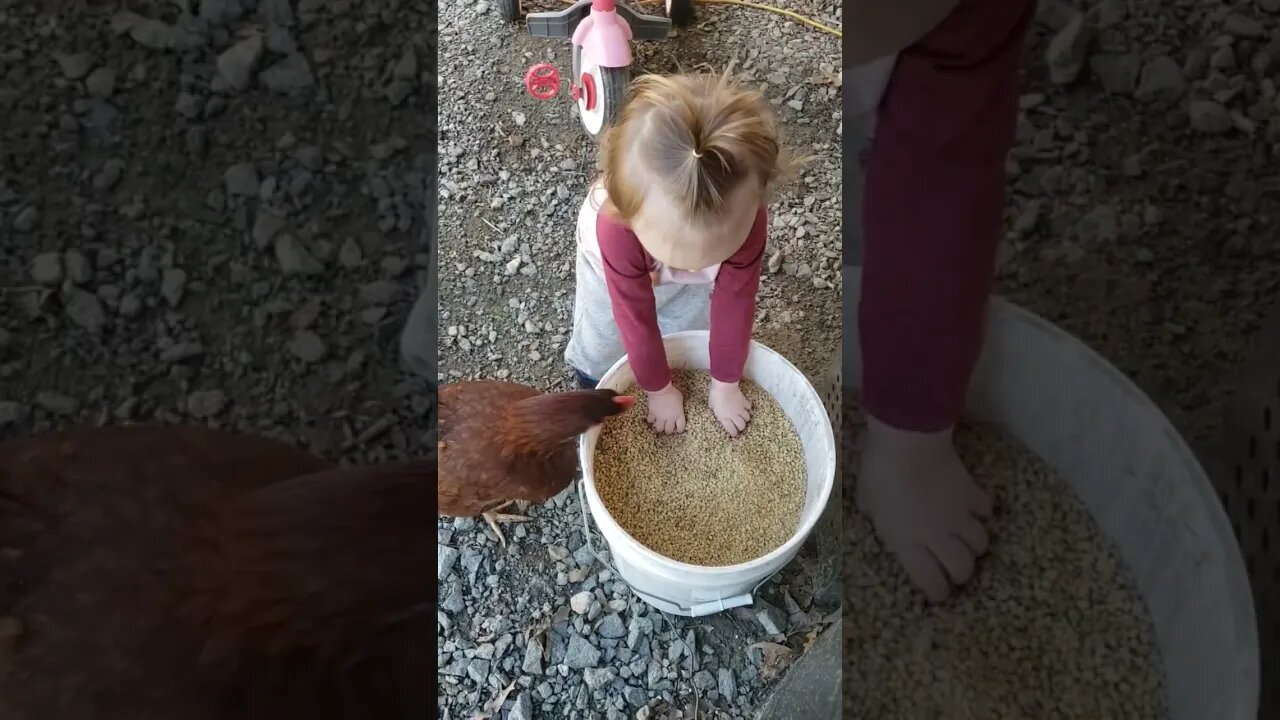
[600,68,795,225]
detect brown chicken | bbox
[0,423,431,720]
[438,381,633,544]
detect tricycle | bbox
[513,0,672,140]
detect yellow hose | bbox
[688,0,841,38]
[559,0,842,38]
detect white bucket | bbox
[844,267,1259,719]
[577,331,837,618]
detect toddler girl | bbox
[847,0,1033,603]
[563,72,792,437]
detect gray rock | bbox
[31,252,63,285]
[161,342,205,363]
[85,67,116,98]
[253,211,287,249]
[295,145,324,171]
[623,685,648,707]
[275,235,324,275]
[64,250,92,285]
[509,692,533,720]
[35,391,79,416]
[187,390,227,418]
[65,290,106,334]
[1077,205,1118,243]
[596,613,626,639]
[626,616,652,649]
[119,294,142,317]
[186,127,208,158]
[338,238,364,268]
[1189,100,1232,134]
[645,658,662,688]
[1182,48,1209,81]
[266,25,297,55]
[224,163,259,197]
[1095,0,1126,27]
[199,0,245,26]
[394,49,418,81]
[1133,56,1185,102]
[717,668,737,702]
[386,79,413,106]
[564,635,601,668]
[1209,46,1236,71]
[217,35,263,91]
[175,92,203,119]
[570,591,593,615]
[263,0,295,27]
[438,545,460,579]
[128,17,177,49]
[161,268,187,307]
[0,401,30,426]
[441,582,466,613]
[583,667,614,690]
[1223,13,1266,38]
[57,52,95,80]
[756,607,785,635]
[1089,52,1139,94]
[459,546,484,584]
[13,207,38,233]
[289,330,327,363]
[466,658,490,684]
[260,53,315,94]
[523,637,544,674]
[93,158,125,191]
[692,669,715,692]
[572,543,594,567]
[359,280,400,305]
[1044,11,1092,85]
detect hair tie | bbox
[691,149,703,159]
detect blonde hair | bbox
[599,68,795,226]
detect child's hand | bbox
[708,379,752,437]
[646,383,686,434]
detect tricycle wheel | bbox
[498,0,520,23]
[573,45,628,141]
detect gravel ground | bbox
[435,0,842,717]
[0,1,436,460]
[1000,0,1280,464]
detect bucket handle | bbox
[576,480,770,617]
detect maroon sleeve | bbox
[709,207,767,384]
[597,214,671,392]
[859,0,1032,432]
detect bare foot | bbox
[856,416,993,603]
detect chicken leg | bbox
[482,501,530,546]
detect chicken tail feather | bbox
[499,389,632,455]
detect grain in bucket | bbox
[840,267,1259,719]
[577,331,836,618]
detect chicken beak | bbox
[613,395,636,410]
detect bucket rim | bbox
[986,295,1262,715]
[578,330,837,575]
